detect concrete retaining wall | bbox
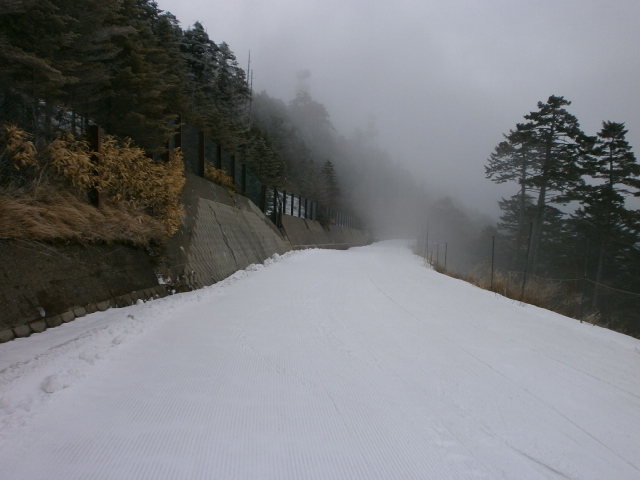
[281,215,372,250]
[0,241,164,343]
[0,173,371,342]
[164,174,291,290]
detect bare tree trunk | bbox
[515,161,528,267]
[529,182,547,274]
[592,240,606,310]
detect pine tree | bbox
[321,159,340,208]
[486,127,540,267]
[487,96,586,273]
[0,0,75,138]
[93,0,178,148]
[571,121,640,308]
[521,96,586,273]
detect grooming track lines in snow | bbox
[0,241,639,479]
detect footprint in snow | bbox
[41,375,64,394]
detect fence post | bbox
[298,195,302,217]
[230,154,236,187]
[174,114,182,151]
[198,130,205,178]
[259,185,266,212]
[271,187,277,224]
[282,190,287,216]
[490,236,495,290]
[444,242,448,271]
[88,125,102,210]
[215,143,222,170]
[240,163,247,194]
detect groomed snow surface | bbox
[1,241,639,480]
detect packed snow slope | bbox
[1,241,639,480]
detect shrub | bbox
[204,164,237,193]
[0,124,185,243]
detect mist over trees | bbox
[487,96,640,335]
[0,0,496,274]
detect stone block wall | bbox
[0,241,163,342]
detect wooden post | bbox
[298,195,302,217]
[198,130,205,178]
[88,125,102,210]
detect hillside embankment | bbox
[0,174,371,342]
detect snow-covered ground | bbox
[1,240,639,480]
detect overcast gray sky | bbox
[158,0,640,217]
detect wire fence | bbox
[264,188,362,229]
[415,234,640,338]
[176,121,363,230]
[1,109,365,232]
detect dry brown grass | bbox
[1,125,186,245]
[204,164,237,193]
[0,185,166,245]
[415,242,596,323]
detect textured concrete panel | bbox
[281,216,317,249]
[172,181,291,291]
[280,215,371,250]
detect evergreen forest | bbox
[486,96,640,337]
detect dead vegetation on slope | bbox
[420,244,605,328]
[0,125,185,246]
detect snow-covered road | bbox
[1,241,639,479]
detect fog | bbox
[159,0,640,223]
